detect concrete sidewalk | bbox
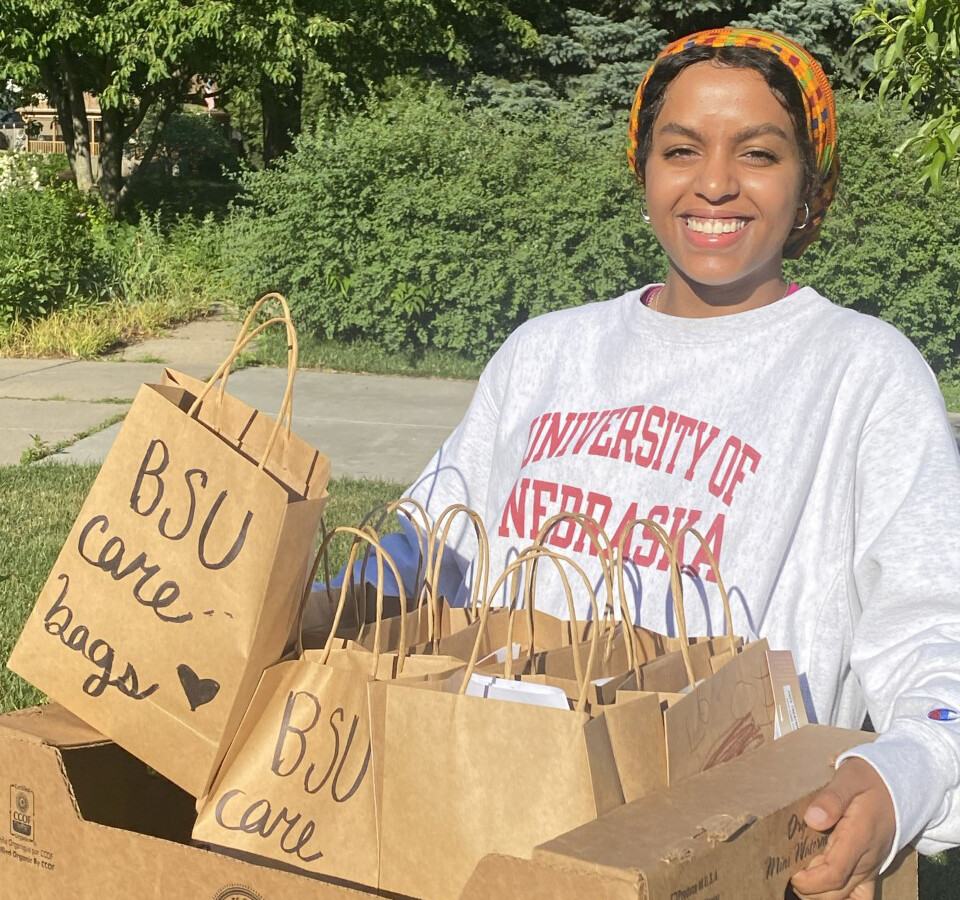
[2,316,958,480]
[0,317,477,483]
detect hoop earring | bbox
[640,206,651,224]
[793,202,811,231]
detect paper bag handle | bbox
[672,525,737,669]
[189,293,299,471]
[460,546,600,712]
[218,291,297,401]
[353,497,433,642]
[320,525,410,675]
[502,546,600,692]
[612,517,675,678]
[296,525,410,675]
[530,512,623,677]
[531,511,615,626]
[428,504,491,625]
[295,521,361,657]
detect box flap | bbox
[0,703,109,749]
[533,724,875,880]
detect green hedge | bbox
[224,90,960,373]
[786,96,960,375]
[222,90,663,361]
[0,154,104,324]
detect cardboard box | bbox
[0,706,918,900]
[0,705,375,900]
[461,724,918,900]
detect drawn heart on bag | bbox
[177,664,221,711]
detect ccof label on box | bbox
[10,785,34,842]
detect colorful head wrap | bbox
[627,27,839,258]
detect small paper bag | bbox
[374,544,666,900]
[192,527,463,888]
[622,524,776,785]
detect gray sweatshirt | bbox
[359,285,960,863]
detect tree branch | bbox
[117,89,181,206]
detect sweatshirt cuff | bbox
[836,725,955,873]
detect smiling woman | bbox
[643,64,805,308]
[326,26,960,900]
[627,31,837,315]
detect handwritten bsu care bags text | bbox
[193,530,464,888]
[8,296,330,797]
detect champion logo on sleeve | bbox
[928,708,960,722]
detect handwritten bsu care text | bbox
[214,689,371,864]
[42,436,255,701]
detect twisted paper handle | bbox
[461,545,600,713]
[190,292,298,470]
[296,524,409,676]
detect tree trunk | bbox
[117,93,179,211]
[46,54,95,193]
[98,105,126,219]
[261,65,302,167]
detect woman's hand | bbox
[790,758,896,900]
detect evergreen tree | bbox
[443,0,869,124]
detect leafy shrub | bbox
[225,89,960,374]
[30,152,71,186]
[786,94,960,374]
[223,89,663,361]
[151,108,239,179]
[0,153,41,191]
[0,171,103,324]
[98,212,231,310]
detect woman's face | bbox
[643,61,806,291]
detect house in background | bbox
[17,93,102,156]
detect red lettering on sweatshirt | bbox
[573,492,614,555]
[609,405,645,463]
[691,514,725,583]
[531,412,580,464]
[636,407,664,467]
[547,484,584,550]
[657,507,703,570]
[516,405,761,506]
[530,479,558,539]
[588,408,627,458]
[498,477,529,538]
[685,422,721,481]
[496,477,728,577]
[665,415,698,475]
[521,416,548,467]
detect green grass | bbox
[241,327,484,380]
[0,463,404,714]
[939,373,960,414]
[0,297,211,359]
[1,462,957,895]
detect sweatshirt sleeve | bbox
[329,334,514,602]
[836,340,960,865]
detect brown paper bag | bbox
[618,524,776,785]
[374,548,666,900]
[193,529,463,888]
[461,512,622,683]
[8,295,330,798]
[304,500,493,653]
[484,519,684,699]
